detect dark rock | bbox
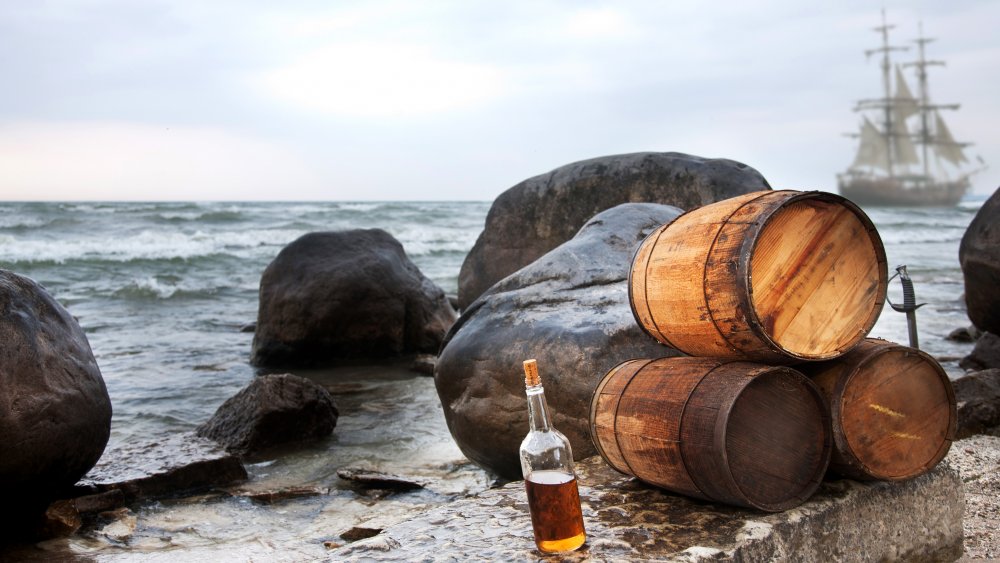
[954,369,1000,439]
[239,322,256,333]
[0,270,112,497]
[436,203,685,479]
[79,432,247,500]
[340,527,383,542]
[197,373,338,457]
[336,468,426,491]
[72,490,126,514]
[230,485,328,504]
[410,354,436,376]
[960,332,1000,371]
[456,152,770,309]
[960,187,1000,334]
[251,230,456,367]
[331,455,964,562]
[947,325,982,343]
[38,500,81,538]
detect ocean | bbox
[0,198,985,559]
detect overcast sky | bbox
[1,0,997,201]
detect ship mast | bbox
[856,9,908,178]
[903,22,959,182]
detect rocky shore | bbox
[2,153,998,560]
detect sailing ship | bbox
[838,14,981,206]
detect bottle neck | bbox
[525,384,551,432]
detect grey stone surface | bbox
[0,269,112,496]
[947,431,1000,561]
[456,151,770,309]
[197,373,338,457]
[435,203,685,479]
[251,229,456,367]
[960,187,1000,334]
[79,432,247,500]
[332,456,964,562]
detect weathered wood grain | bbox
[590,357,831,511]
[630,190,887,362]
[803,338,957,481]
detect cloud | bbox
[560,7,640,40]
[256,41,507,119]
[0,121,324,200]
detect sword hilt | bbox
[888,265,925,313]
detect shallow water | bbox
[0,198,985,559]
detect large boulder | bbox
[953,368,1000,439]
[456,152,770,309]
[0,270,112,498]
[251,230,457,367]
[197,373,338,457]
[960,187,1000,334]
[436,203,685,479]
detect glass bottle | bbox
[519,359,586,553]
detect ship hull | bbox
[838,177,969,207]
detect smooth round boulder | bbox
[0,270,112,494]
[251,230,457,367]
[436,203,685,479]
[456,151,771,309]
[960,187,1000,334]
[196,373,338,457]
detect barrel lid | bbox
[837,345,956,480]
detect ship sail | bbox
[852,117,890,170]
[890,112,920,165]
[932,111,968,165]
[894,66,919,120]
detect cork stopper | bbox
[523,359,541,387]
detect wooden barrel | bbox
[589,357,831,511]
[629,190,887,363]
[799,339,956,481]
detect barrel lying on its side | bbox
[590,357,831,511]
[799,338,956,481]
[629,190,887,363]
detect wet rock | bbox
[953,369,1000,439]
[340,526,383,542]
[73,490,126,514]
[99,508,137,543]
[960,187,1000,334]
[456,152,770,309]
[239,322,256,333]
[409,354,436,376]
[230,485,328,504]
[436,203,685,479]
[947,325,981,343]
[251,230,457,367]
[197,373,338,458]
[332,456,964,561]
[79,432,247,501]
[337,468,426,491]
[0,270,112,498]
[960,331,1000,371]
[38,500,81,538]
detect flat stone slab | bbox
[78,432,247,501]
[332,456,964,562]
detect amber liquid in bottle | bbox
[519,359,586,553]
[524,470,586,552]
